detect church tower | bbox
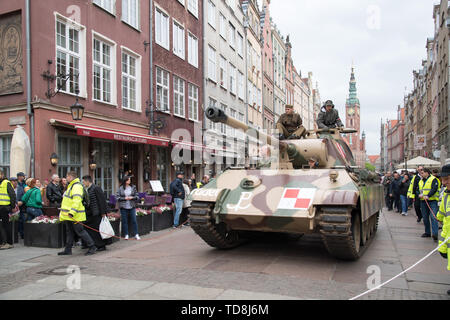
[345,65,366,167]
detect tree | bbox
[365,162,376,172]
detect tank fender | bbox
[189,188,229,204]
[317,190,359,206]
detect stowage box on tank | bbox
[188,106,384,260]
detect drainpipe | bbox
[26,0,35,177]
[149,0,154,135]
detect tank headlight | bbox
[329,170,339,182]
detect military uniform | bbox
[317,100,343,129]
[276,112,306,139]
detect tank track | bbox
[318,206,379,260]
[188,201,243,249]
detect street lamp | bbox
[70,94,84,121]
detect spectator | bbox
[197,175,210,189]
[170,172,185,228]
[382,172,393,211]
[182,179,191,227]
[190,173,197,190]
[82,175,108,251]
[418,168,440,241]
[389,172,402,213]
[46,174,63,207]
[21,179,43,221]
[116,176,140,240]
[58,171,97,256]
[436,164,450,295]
[16,172,26,239]
[0,170,16,250]
[408,167,424,223]
[399,173,410,216]
[24,178,32,193]
[60,177,68,192]
[35,179,46,200]
[10,177,18,195]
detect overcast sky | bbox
[268,0,436,156]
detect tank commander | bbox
[308,157,319,169]
[276,104,306,140]
[317,100,344,129]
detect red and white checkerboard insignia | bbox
[277,188,316,210]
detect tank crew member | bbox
[317,100,344,129]
[276,104,306,140]
[308,157,319,169]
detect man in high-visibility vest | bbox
[408,166,424,223]
[0,170,16,250]
[58,171,96,256]
[436,164,450,296]
[418,168,440,241]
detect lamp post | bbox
[70,90,84,121]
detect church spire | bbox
[347,65,360,106]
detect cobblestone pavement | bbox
[0,206,449,300]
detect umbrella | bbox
[397,156,441,169]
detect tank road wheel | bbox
[189,202,243,250]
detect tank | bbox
[188,106,384,260]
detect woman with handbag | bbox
[116,176,140,240]
[20,179,43,221]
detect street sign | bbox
[414,135,426,150]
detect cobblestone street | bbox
[0,206,449,300]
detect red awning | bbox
[50,119,170,147]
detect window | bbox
[238,71,244,100]
[122,0,139,29]
[188,84,198,121]
[237,32,243,57]
[155,7,169,50]
[219,13,226,39]
[93,0,114,14]
[173,21,185,59]
[208,98,217,130]
[220,104,227,134]
[229,63,236,95]
[187,0,198,17]
[122,50,141,111]
[228,23,235,48]
[56,18,84,95]
[93,37,115,104]
[0,136,12,178]
[219,56,227,89]
[174,76,185,117]
[156,67,169,112]
[187,32,198,68]
[229,109,236,137]
[207,0,216,29]
[208,46,216,81]
[93,140,114,197]
[58,136,82,179]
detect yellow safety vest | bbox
[0,179,12,206]
[437,190,450,270]
[59,178,86,222]
[418,175,439,201]
[407,175,417,199]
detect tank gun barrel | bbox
[206,106,279,146]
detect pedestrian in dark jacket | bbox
[383,172,393,210]
[317,100,344,129]
[46,174,63,207]
[0,170,16,249]
[170,172,185,228]
[389,172,402,213]
[399,174,410,216]
[116,176,140,240]
[82,176,108,251]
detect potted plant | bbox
[24,215,65,248]
[151,204,174,231]
[135,208,152,236]
[7,212,19,244]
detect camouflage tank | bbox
[188,106,384,260]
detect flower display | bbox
[29,215,59,224]
[152,204,173,214]
[8,212,19,222]
[136,208,150,216]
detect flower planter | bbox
[24,222,65,248]
[152,210,173,231]
[121,214,152,237]
[6,221,18,244]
